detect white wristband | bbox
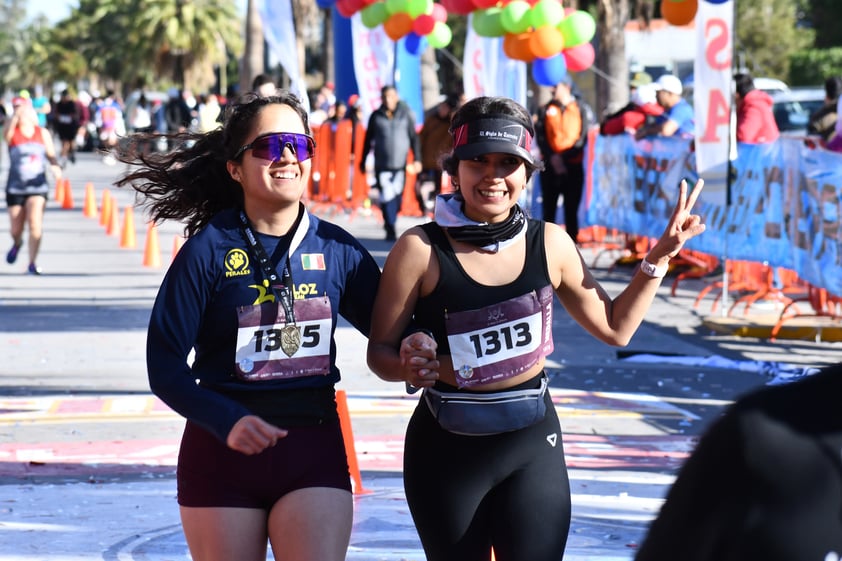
[640,257,668,278]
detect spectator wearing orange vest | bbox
[535,76,585,242]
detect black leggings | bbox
[539,160,584,241]
[403,390,571,561]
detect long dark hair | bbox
[114,91,311,237]
[440,96,543,179]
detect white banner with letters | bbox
[463,15,527,107]
[693,0,734,206]
[351,14,395,123]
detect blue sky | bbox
[27,0,72,22]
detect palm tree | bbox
[241,0,264,93]
[131,0,242,92]
[89,0,242,93]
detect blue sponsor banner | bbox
[586,136,842,296]
[333,10,357,105]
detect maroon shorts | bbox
[176,419,351,509]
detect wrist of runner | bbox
[640,254,669,278]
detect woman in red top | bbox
[601,83,664,136]
[734,73,780,143]
[3,97,61,274]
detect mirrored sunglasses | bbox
[234,132,316,162]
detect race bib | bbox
[446,285,554,388]
[235,297,332,381]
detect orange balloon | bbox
[503,32,536,62]
[661,0,698,26]
[383,12,414,40]
[529,25,564,59]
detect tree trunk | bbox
[596,0,631,118]
[240,0,265,95]
[322,8,335,89]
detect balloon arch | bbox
[318,0,722,87]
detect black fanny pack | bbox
[423,374,549,436]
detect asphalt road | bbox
[2,150,841,560]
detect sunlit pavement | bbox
[3,151,842,559]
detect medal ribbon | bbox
[238,208,303,325]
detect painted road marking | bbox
[0,391,700,476]
[0,390,702,423]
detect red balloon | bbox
[432,2,448,22]
[335,0,357,17]
[562,42,594,72]
[413,13,437,35]
[472,0,500,9]
[445,0,475,14]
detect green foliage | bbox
[804,0,842,48]
[736,0,813,80]
[0,0,242,95]
[789,48,842,86]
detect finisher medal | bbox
[280,324,301,357]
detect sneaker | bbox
[27,263,42,275]
[6,243,21,264]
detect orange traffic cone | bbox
[107,201,120,236]
[143,223,161,268]
[171,235,184,262]
[336,389,370,495]
[61,178,74,209]
[54,177,65,203]
[120,206,136,249]
[83,182,97,218]
[100,189,112,227]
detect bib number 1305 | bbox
[251,324,321,353]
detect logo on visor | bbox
[452,118,532,156]
[478,125,524,145]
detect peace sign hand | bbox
[650,179,706,262]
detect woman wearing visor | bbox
[366,95,706,561]
[114,92,382,561]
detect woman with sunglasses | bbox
[366,95,706,561]
[114,92,383,561]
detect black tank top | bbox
[414,219,553,355]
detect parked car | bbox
[682,77,790,108]
[771,87,826,137]
[753,77,790,95]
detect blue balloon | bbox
[704,0,730,3]
[532,55,567,87]
[404,32,427,56]
[316,0,335,8]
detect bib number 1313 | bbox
[469,322,531,359]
